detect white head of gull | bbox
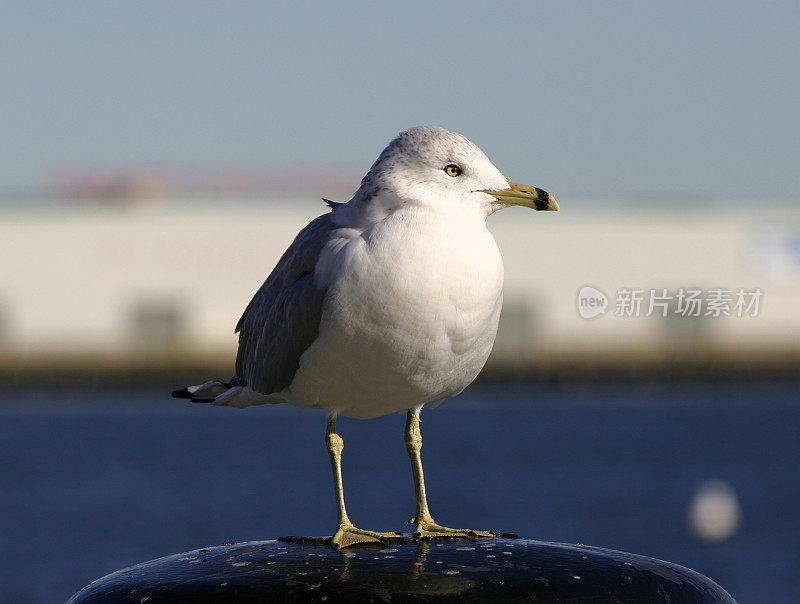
[174,126,558,548]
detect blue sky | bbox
[2,1,798,201]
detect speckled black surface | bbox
[67,536,736,603]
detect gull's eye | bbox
[443,164,462,177]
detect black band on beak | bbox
[533,188,551,211]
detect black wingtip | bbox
[171,387,193,399]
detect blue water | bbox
[1,380,798,603]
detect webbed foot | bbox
[331,523,402,549]
[412,518,495,540]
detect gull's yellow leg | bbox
[405,410,494,540]
[326,416,401,549]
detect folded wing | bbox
[235,211,339,396]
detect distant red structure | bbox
[50,166,359,202]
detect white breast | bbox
[285,205,504,419]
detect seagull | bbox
[173,126,558,548]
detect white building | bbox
[2,197,799,378]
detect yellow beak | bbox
[481,180,559,211]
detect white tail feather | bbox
[175,380,283,408]
[212,386,282,408]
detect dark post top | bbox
[68,536,737,603]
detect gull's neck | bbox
[333,190,490,231]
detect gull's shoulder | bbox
[238,209,336,322]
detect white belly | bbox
[285,207,504,419]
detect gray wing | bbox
[234,210,339,395]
